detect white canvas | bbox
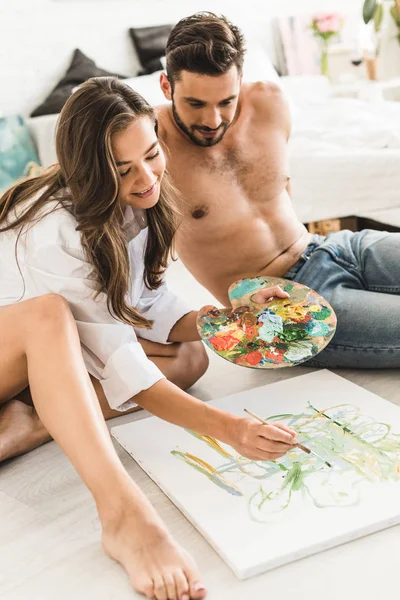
[111,370,400,579]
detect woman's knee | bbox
[31,294,73,329]
[179,341,209,385]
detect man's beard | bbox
[172,101,230,147]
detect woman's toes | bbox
[190,581,207,599]
[164,573,178,600]
[134,578,154,599]
[185,563,207,599]
[153,575,168,600]
[174,570,190,600]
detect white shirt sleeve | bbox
[135,279,192,344]
[26,243,165,412]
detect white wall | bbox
[0,0,363,117]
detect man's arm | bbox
[252,81,292,198]
[251,81,291,134]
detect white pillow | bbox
[123,71,168,107]
[280,76,332,105]
[242,46,281,85]
[26,113,58,167]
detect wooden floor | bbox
[1,261,399,599]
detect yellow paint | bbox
[268,301,309,322]
[185,453,216,474]
[309,304,321,312]
[198,435,234,459]
[184,452,241,493]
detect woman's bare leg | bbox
[10,337,209,422]
[0,296,206,600]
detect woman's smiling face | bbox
[113,116,166,209]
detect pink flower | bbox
[313,13,341,34]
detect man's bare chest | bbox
[169,136,289,218]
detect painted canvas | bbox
[112,371,400,580]
[197,277,336,369]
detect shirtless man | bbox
[158,11,400,370]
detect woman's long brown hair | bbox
[0,77,180,329]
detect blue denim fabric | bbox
[283,229,400,369]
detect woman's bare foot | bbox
[0,399,51,462]
[101,504,207,600]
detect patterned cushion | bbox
[23,161,44,178]
[0,115,40,190]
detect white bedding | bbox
[292,98,400,150]
[290,145,400,223]
[289,98,400,222]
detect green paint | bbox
[280,325,309,342]
[310,306,332,320]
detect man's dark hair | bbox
[166,12,245,85]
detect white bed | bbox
[290,145,400,224]
[286,93,400,223]
[26,58,400,226]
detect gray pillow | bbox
[31,49,127,117]
[129,25,173,75]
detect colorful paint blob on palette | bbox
[197,276,337,369]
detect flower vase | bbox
[320,43,330,78]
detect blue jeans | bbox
[284,229,400,369]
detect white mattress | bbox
[289,98,400,223]
[290,145,400,223]
[357,207,400,227]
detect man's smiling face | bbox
[161,66,241,147]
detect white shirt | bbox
[0,198,191,411]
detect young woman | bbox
[0,77,296,600]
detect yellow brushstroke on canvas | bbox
[185,453,216,473]
[184,452,241,493]
[196,435,234,459]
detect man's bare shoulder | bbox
[155,103,172,138]
[155,102,171,115]
[243,81,290,134]
[244,81,285,110]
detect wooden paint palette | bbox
[197,277,337,369]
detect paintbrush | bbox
[244,408,332,468]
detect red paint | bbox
[209,334,238,352]
[246,351,263,365]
